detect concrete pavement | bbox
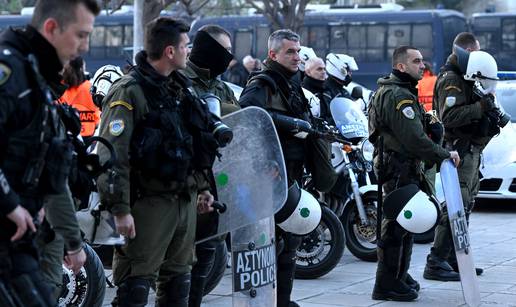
[103,201,516,306]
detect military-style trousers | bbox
[431,146,481,260]
[113,190,197,302]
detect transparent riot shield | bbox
[197,106,287,243]
[440,160,481,307]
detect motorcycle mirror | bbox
[351,86,363,100]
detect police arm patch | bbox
[445,85,462,92]
[401,106,415,120]
[109,100,134,111]
[396,99,414,110]
[0,63,12,86]
[109,119,125,136]
[445,96,456,107]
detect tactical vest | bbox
[129,71,194,183]
[0,50,73,214]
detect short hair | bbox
[198,24,231,40]
[305,57,324,71]
[145,17,190,61]
[453,32,478,50]
[31,0,100,29]
[392,45,419,67]
[268,29,300,52]
[62,56,85,87]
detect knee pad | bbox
[156,273,191,306]
[117,278,151,307]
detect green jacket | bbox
[369,73,450,164]
[97,72,209,216]
[433,55,491,146]
[182,61,240,116]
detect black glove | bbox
[427,121,444,144]
[479,93,496,112]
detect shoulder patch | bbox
[401,106,415,120]
[445,96,456,107]
[0,63,12,86]
[444,85,462,92]
[109,119,125,136]
[109,100,134,111]
[396,99,414,110]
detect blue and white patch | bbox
[109,119,125,136]
[445,96,456,107]
[401,106,415,120]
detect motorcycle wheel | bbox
[414,224,436,244]
[341,192,378,262]
[295,206,345,279]
[59,244,106,307]
[203,239,229,295]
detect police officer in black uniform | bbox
[0,0,99,305]
[239,29,310,307]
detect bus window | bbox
[307,26,329,57]
[106,25,123,58]
[255,26,269,60]
[124,25,133,47]
[502,18,516,51]
[412,24,433,59]
[477,32,499,51]
[234,30,252,60]
[387,24,410,57]
[442,17,468,56]
[367,25,385,61]
[348,25,367,61]
[90,25,105,58]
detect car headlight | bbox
[360,139,374,162]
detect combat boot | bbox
[404,273,420,292]
[423,254,460,281]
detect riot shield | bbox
[440,160,481,307]
[197,106,287,243]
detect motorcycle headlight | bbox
[360,139,374,162]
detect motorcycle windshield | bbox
[330,97,368,139]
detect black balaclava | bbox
[189,30,234,79]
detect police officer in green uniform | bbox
[0,0,98,305]
[368,46,460,301]
[181,24,240,306]
[424,32,488,281]
[239,29,312,307]
[97,17,216,307]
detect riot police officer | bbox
[424,32,493,281]
[0,0,99,305]
[368,45,460,301]
[302,57,327,108]
[181,24,240,306]
[239,29,311,307]
[97,17,218,307]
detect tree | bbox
[244,0,310,32]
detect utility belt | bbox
[380,151,422,184]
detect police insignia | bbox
[445,96,456,107]
[401,106,415,119]
[0,63,12,86]
[109,119,125,136]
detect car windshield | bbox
[496,80,516,123]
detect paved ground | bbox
[103,200,516,306]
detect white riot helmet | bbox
[299,46,317,71]
[275,182,322,235]
[303,88,321,117]
[464,50,499,94]
[383,184,439,234]
[326,53,358,83]
[91,65,124,107]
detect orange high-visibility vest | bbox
[59,80,100,137]
[418,72,437,112]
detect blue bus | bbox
[471,13,516,71]
[191,9,467,89]
[0,14,135,72]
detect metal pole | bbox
[133,0,144,63]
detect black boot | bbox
[423,254,460,281]
[372,246,418,302]
[115,278,151,307]
[399,234,419,292]
[448,256,484,276]
[155,273,191,307]
[188,241,218,307]
[277,232,302,307]
[404,273,420,292]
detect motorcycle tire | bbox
[295,206,345,279]
[203,239,228,295]
[59,243,106,307]
[414,223,436,244]
[341,192,378,262]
